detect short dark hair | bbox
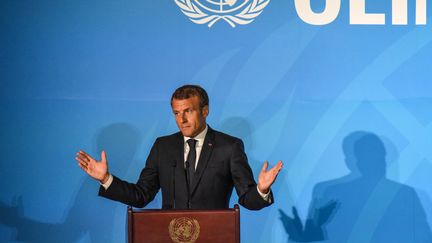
[171,85,209,108]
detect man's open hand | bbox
[258,160,283,194]
[76,150,109,183]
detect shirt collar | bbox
[183,125,208,146]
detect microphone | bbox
[184,161,191,209]
[171,161,177,209]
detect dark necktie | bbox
[186,139,197,189]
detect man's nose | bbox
[181,114,187,123]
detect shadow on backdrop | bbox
[279,131,432,243]
[0,123,141,242]
[220,116,271,179]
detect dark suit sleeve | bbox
[98,139,161,208]
[230,139,273,210]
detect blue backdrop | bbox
[1,0,432,242]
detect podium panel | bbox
[128,205,240,243]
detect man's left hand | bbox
[258,160,283,194]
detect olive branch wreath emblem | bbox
[174,0,270,28]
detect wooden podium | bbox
[127,205,240,243]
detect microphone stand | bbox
[184,161,191,209]
[171,161,176,209]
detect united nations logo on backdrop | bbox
[174,0,270,28]
[168,217,200,243]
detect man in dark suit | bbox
[76,85,283,210]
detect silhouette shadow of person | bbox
[0,123,141,242]
[280,131,432,243]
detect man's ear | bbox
[202,105,209,118]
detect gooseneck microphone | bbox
[171,161,177,209]
[184,160,191,209]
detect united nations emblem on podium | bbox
[174,0,270,28]
[168,217,201,243]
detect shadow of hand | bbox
[279,207,305,241]
[315,200,338,226]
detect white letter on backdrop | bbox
[350,0,385,25]
[392,0,407,25]
[416,0,427,25]
[295,0,341,25]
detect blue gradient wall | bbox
[1,1,431,242]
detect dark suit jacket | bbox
[99,127,272,210]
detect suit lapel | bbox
[173,132,185,169]
[190,127,215,195]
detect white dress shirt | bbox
[183,125,207,169]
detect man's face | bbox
[172,96,209,138]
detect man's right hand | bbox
[76,150,109,183]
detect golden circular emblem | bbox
[168,217,200,243]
